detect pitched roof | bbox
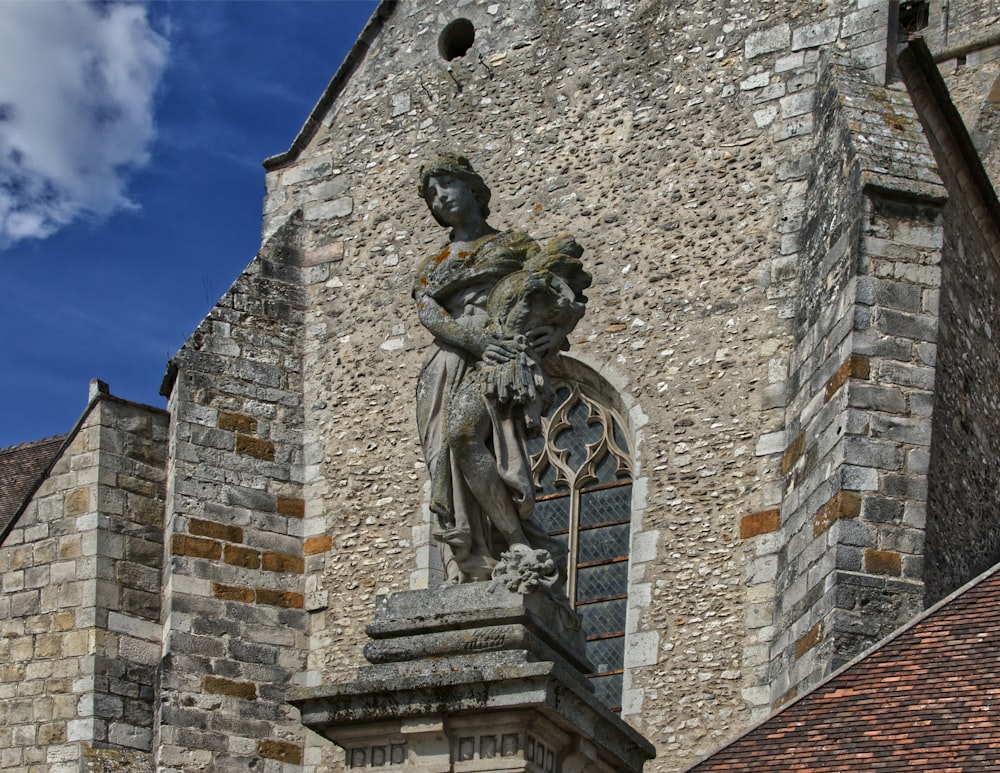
[687,564,1000,771]
[0,435,67,540]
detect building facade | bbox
[3,0,1000,770]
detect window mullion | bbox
[567,487,581,608]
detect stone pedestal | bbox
[290,583,654,772]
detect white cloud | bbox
[0,1,168,245]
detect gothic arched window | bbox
[527,380,633,711]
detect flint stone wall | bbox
[256,0,898,768]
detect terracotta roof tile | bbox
[0,435,67,539]
[688,565,1000,771]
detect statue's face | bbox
[426,175,479,227]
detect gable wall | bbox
[0,397,167,772]
[260,1,901,768]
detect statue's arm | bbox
[415,292,517,363]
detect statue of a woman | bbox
[413,153,591,588]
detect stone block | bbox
[876,308,937,343]
[276,496,305,518]
[746,23,790,58]
[66,718,93,742]
[877,360,935,390]
[262,552,305,574]
[747,555,779,584]
[202,675,257,701]
[229,639,278,666]
[740,509,781,539]
[861,496,902,523]
[11,590,41,617]
[793,620,824,659]
[755,430,787,456]
[782,431,805,473]
[864,549,901,576]
[304,534,333,555]
[879,475,927,502]
[225,485,277,512]
[841,5,886,37]
[740,72,771,91]
[843,437,902,470]
[254,588,304,609]
[848,383,906,413]
[303,197,353,221]
[120,635,161,667]
[170,535,222,561]
[814,491,862,536]
[218,411,257,434]
[780,89,814,118]
[64,487,92,516]
[189,425,234,452]
[224,545,261,569]
[792,18,840,50]
[235,435,275,461]
[840,465,879,492]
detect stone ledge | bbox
[365,584,586,665]
[290,657,654,772]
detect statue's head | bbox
[418,152,491,227]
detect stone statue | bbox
[413,152,591,590]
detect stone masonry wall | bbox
[252,1,923,769]
[926,0,1000,55]
[899,39,1000,603]
[763,62,943,707]
[925,189,1000,601]
[754,59,869,709]
[88,397,169,754]
[0,394,167,772]
[157,218,309,771]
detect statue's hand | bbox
[526,326,556,357]
[480,336,517,364]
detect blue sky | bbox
[0,0,379,448]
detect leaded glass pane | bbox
[589,673,623,711]
[579,484,632,528]
[586,635,625,675]
[576,561,628,603]
[594,451,620,484]
[536,462,563,494]
[613,417,630,454]
[578,524,630,565]
[553,385,571,406]
[553,398,604,472]
[533,494,570,535]
[576,598,627,638]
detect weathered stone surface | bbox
[292,583,653,772]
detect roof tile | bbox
[0,435,67,538]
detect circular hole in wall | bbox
[439,18,475,61]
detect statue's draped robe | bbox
[413,231,542,582]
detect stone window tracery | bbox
[527,381,633,711]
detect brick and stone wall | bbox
[156,219,309,770]
[762,61,944,706]
[0,392,167,772]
